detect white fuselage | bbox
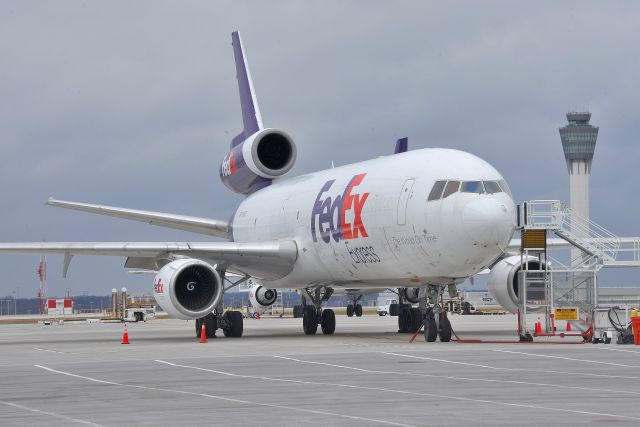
[231,148,516,290]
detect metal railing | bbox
[520,200,640,267]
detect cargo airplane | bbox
[0,31,525,342]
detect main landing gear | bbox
[301,287,335,335]
[195,271,244,339]
[346,295,363,317]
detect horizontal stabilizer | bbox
[46,198,229,238]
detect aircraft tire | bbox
[398,307,412,333]
[195,318,202,338]
[438,314,452,342]
[346,304,354,317]
[223,311,243,338]
[354,304,363,317]
[204,312,217,338]
[321,309,336,335]
[424,315,438,342]
[303,306,318,335]
[410,308,423,332]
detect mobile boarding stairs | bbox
[515,200,640,341]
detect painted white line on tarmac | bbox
[382,351,640,380]
[275,355,640,397]
[494,349,640,367]
[156,359,640,422]
[0,400,103,426]
[155,360,414,426]
[33,347,67,354]
[35,364,414,427]
[597,347,640,354]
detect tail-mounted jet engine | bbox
[400,287,420,304]
[220,128,297,194]
[487,255,546,313]
[153,259,223,320]
[248,278,278,312]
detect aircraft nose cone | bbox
[463,198,514,246]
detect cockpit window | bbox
[498,179,513,198]
[428,180,447,201]
[483,181,502,194]
[461,181,484,193]
[427,179,507,200]
[442,180,460,198]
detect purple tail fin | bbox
[231,31,263,148]
[394,137,408,154]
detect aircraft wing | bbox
[46,198,229,238]
[0,240,297,281]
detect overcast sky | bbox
[1,1,639,298]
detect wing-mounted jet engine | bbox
[487,255,545,313]
[247,277,278,313]
[153,259,223,320]
[220,128,296,194]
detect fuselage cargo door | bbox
[397,178,415,225]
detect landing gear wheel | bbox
[223,311,243,338]
[354,304,363,317]
[438,314,452,342]
[398,307,412,333]
[303,306,318,335]
[410,308,423,333]
[346,304,354,317]
[321,309,336,335]
[424,313,438,342]
[293,305,302,318]
[195,313,217,338]
[195,318,202,338]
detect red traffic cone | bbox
[200,322,207,343]
[566,321,572,332]
[121,323,130,345]
[535,318,542,334]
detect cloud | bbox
[1,1,639,296]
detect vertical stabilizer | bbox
[231,31,264,147]
[394,137,408,154]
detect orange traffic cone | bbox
[200,322,207,343]
[121,323,130,345]
[566,321,572,332]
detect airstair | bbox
[519,200,640,268]
[514,200,640,341]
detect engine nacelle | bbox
[153,259,223,320]
[487,255,545,313]
[220,128,297,194]
[247,278,278,312]
[400,287,420,304]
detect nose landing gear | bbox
[414,284,455,342]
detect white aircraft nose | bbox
[463,198,514,246]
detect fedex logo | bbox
[311,173,370,243]
[221,152,237,176]
[154,278,164,294]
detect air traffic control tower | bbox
[559,111,599,264]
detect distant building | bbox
[559,112,599,264]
